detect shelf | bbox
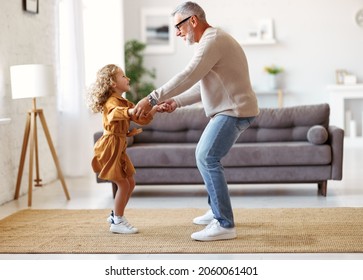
[254,89,283,108]
[255,89,281,95]
[344,137,363,148]
[328,85,363,137]
[240,38,277,46]
[327,84,363,92]
[0,118,11,125]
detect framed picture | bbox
[258,18,274,40]
[141,8,175,54]
[24,0,39,14]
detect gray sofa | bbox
[94,103,344,197]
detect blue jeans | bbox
[196,114,255,228]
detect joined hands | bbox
[132,96,177,119]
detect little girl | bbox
[86,64,162,234]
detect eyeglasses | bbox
[175,16,192,31]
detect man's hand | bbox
[133,96,152,119]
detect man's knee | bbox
[196,154,220,169]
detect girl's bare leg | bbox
[113,176,135,216]
[126,176,135,204]
[110,176,138,234]
[114,178,131,217]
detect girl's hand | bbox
[133,96,152,119]
[155,103,169,112]
[129,108,144,122]
[128,108,134,117]
[157,99,177,113]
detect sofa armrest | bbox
[93,131,103,143]
[126,136,134,147]
[328,126,344,180]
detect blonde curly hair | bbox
[86,64,121,113]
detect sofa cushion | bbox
[237,103,330,143]
[134,106,208,143]
[225,142,331,166]
[128,142,331,168]
[128,143,197,167]
[307,125,328,144]
[253,104,329,128]
[94,130,134,146]
[133,103,330,144]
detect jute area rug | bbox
[0,208,362,254]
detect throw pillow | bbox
[307,125,328,144]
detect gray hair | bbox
[172,1,206,21]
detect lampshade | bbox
[10,64,55,99]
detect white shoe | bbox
[110,217,138,234]
[106,210,114,224]
[193,209,214,225]
[191,219,237,241]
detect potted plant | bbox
[264,64,284,75]
[124,40,156,103]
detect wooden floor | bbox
[1,139,363,260]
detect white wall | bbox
[83,0,125,86]
[124,0,363,107]
[0,1,59,205]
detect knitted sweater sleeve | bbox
[173,83,201,107]
[151,30,220,102]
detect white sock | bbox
[114,215,124,224]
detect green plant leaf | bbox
[125,39,156,103]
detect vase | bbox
[268,74,278,90]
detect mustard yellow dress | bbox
[92,93,153,182]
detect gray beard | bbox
[186,27,195,45]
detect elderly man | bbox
[134,1,259,241]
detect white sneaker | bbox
[191,219,237,241]
[110,217,138,234]
[106,210,114,224]
[193,209,214,225]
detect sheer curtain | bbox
[58,0,125,177]
[58,0,89,177]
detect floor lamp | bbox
[10,64,70,206]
